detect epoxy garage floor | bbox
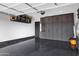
[0,39,78,56]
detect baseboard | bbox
[0,36,35,48]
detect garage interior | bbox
[0,3,79,56]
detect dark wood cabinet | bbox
[40,13,74,41]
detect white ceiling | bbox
[0,3,73,16]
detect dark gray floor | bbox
[0,39,78,56]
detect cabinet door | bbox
[61,14,74,41]
[40,13,74,41]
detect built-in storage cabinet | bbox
[40,13,74,41]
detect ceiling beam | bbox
[0,3,21,11]
[20,3,46,11]
[0,3,47,15]
[24,3,47,15]
[0,4,25,14]
[25,3,38,11]
[25,3,73,14]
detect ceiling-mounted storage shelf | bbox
[10,14,32,23]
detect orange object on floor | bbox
[69,37,77,49]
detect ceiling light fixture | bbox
[54,3,58,6]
